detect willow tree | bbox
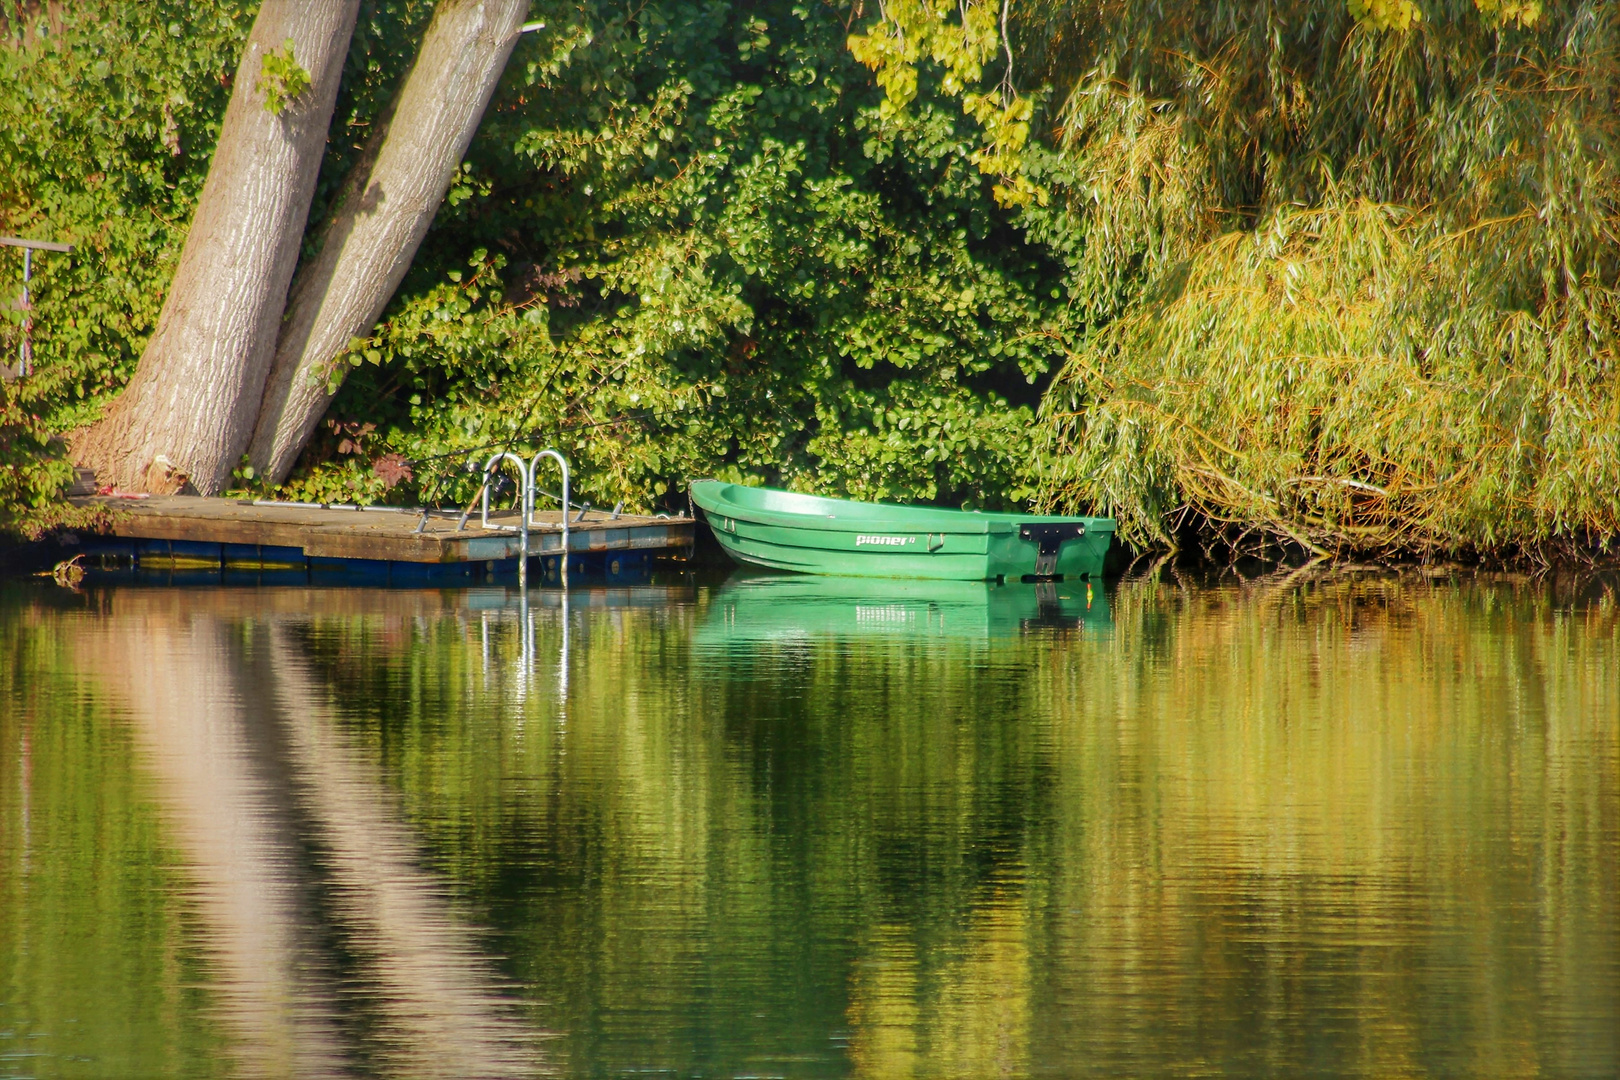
[1019,0,1618,557]
[843,0,1615,556]
[248,0,532,485]
[73,0,360,494]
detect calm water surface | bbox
[1,570,1616,1078]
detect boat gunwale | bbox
[690,480,1116,536]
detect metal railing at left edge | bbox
[463,449,573,589]
[2,236,73,380]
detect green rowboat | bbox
[689,480,1114,581]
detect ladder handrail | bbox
[480,452,531,589]
[529,449,570,588]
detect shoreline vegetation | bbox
[3,0,1617,563]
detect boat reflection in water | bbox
[698,571,1112,647]
[75,591,545,1080]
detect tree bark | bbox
[248,0,531,485]
[73,0,360,494]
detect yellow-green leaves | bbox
[1348,0,1421,30]
[257,39,310,116]
[848,0,1041,207]
[1474,0,1541,28]
[1350,0,1542,31]
[846,0,998,107]
[963,90,1037,208]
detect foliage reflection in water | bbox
[0,570,1616,1078]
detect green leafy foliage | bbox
[286,0,1068,513]
[256,37,309,115]
[0,0,251,528]
[0,380,73,517]
[847,0,1041,207]
[0,0,440,531]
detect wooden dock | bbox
[70,495,695,582]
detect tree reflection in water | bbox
[76,590,545,1079]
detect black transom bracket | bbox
[1019,522,1087,577]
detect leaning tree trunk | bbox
[248,0,531,484]
[73,0,360,494]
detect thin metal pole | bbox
[19,249,30,377]
[3,236,72,379]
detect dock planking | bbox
[69,495,694,567]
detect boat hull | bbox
[690,481,1114,581]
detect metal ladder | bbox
[475,449,572,589]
